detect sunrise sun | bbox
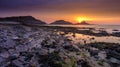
[76,17,93,23]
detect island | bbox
[76,21,90,25]
[50,20,73,25]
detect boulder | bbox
[77,59,91,67]
[12,59,24,67]
[8,49,20,58]
[0,50,9,58]
[15,45,28,52]
[0,57,5,63]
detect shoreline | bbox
[0,24,120,37]
[0,24,120,67]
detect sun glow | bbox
[76,17,93,23]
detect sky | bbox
[0,0,120,24]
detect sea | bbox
[47,24,120,33]
[47,24,120,44]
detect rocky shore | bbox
[0,24,120,67]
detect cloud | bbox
[0,0,120,16]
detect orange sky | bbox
[33,12,120,25]
[0,0,120,25]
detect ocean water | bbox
[47,24,120,29]
[49,24,120,29]
[52,25,120,44]
[65,33,120,44]
[47,24,120,33]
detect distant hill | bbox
[51,20,73,25]
[76,21,90,25]
[0,16,46,25]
